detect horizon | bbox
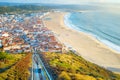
[0,0,120,4]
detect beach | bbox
[43,12,120,72]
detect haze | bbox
[0,0,120,4]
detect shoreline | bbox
[64,12,120,54]
[43,12,120,73]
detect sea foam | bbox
[64,12,120,53]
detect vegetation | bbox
[0,5,51,14]
[0,52,32,80]
[0,52,24,73]
[40,51,120,80]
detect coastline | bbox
[64,12,120,53]
[43,12,120,73]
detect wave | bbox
[98,38,120,52]
[64,13,82,31]
[64,13,120,53]
[98,29,120,41]
[64,13,94,34]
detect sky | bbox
[0,0,120,4]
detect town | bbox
[0,13,63,54]
[1,1,120,80]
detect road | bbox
[32,52,52,80]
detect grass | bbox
[0,52,32,80]
[40,51,120,80]
[0,52,25,73]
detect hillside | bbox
[39,51,120,80]
[0,5,51,14]
[0,52,32,80]
[0,3,100,14]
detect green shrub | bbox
[40,52,120,80]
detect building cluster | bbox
[36,27,62,52]
[0,13,63,53]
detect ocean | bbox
[64,10,120,52]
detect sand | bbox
[43,12,120,72]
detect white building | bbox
[2,33,9,37]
